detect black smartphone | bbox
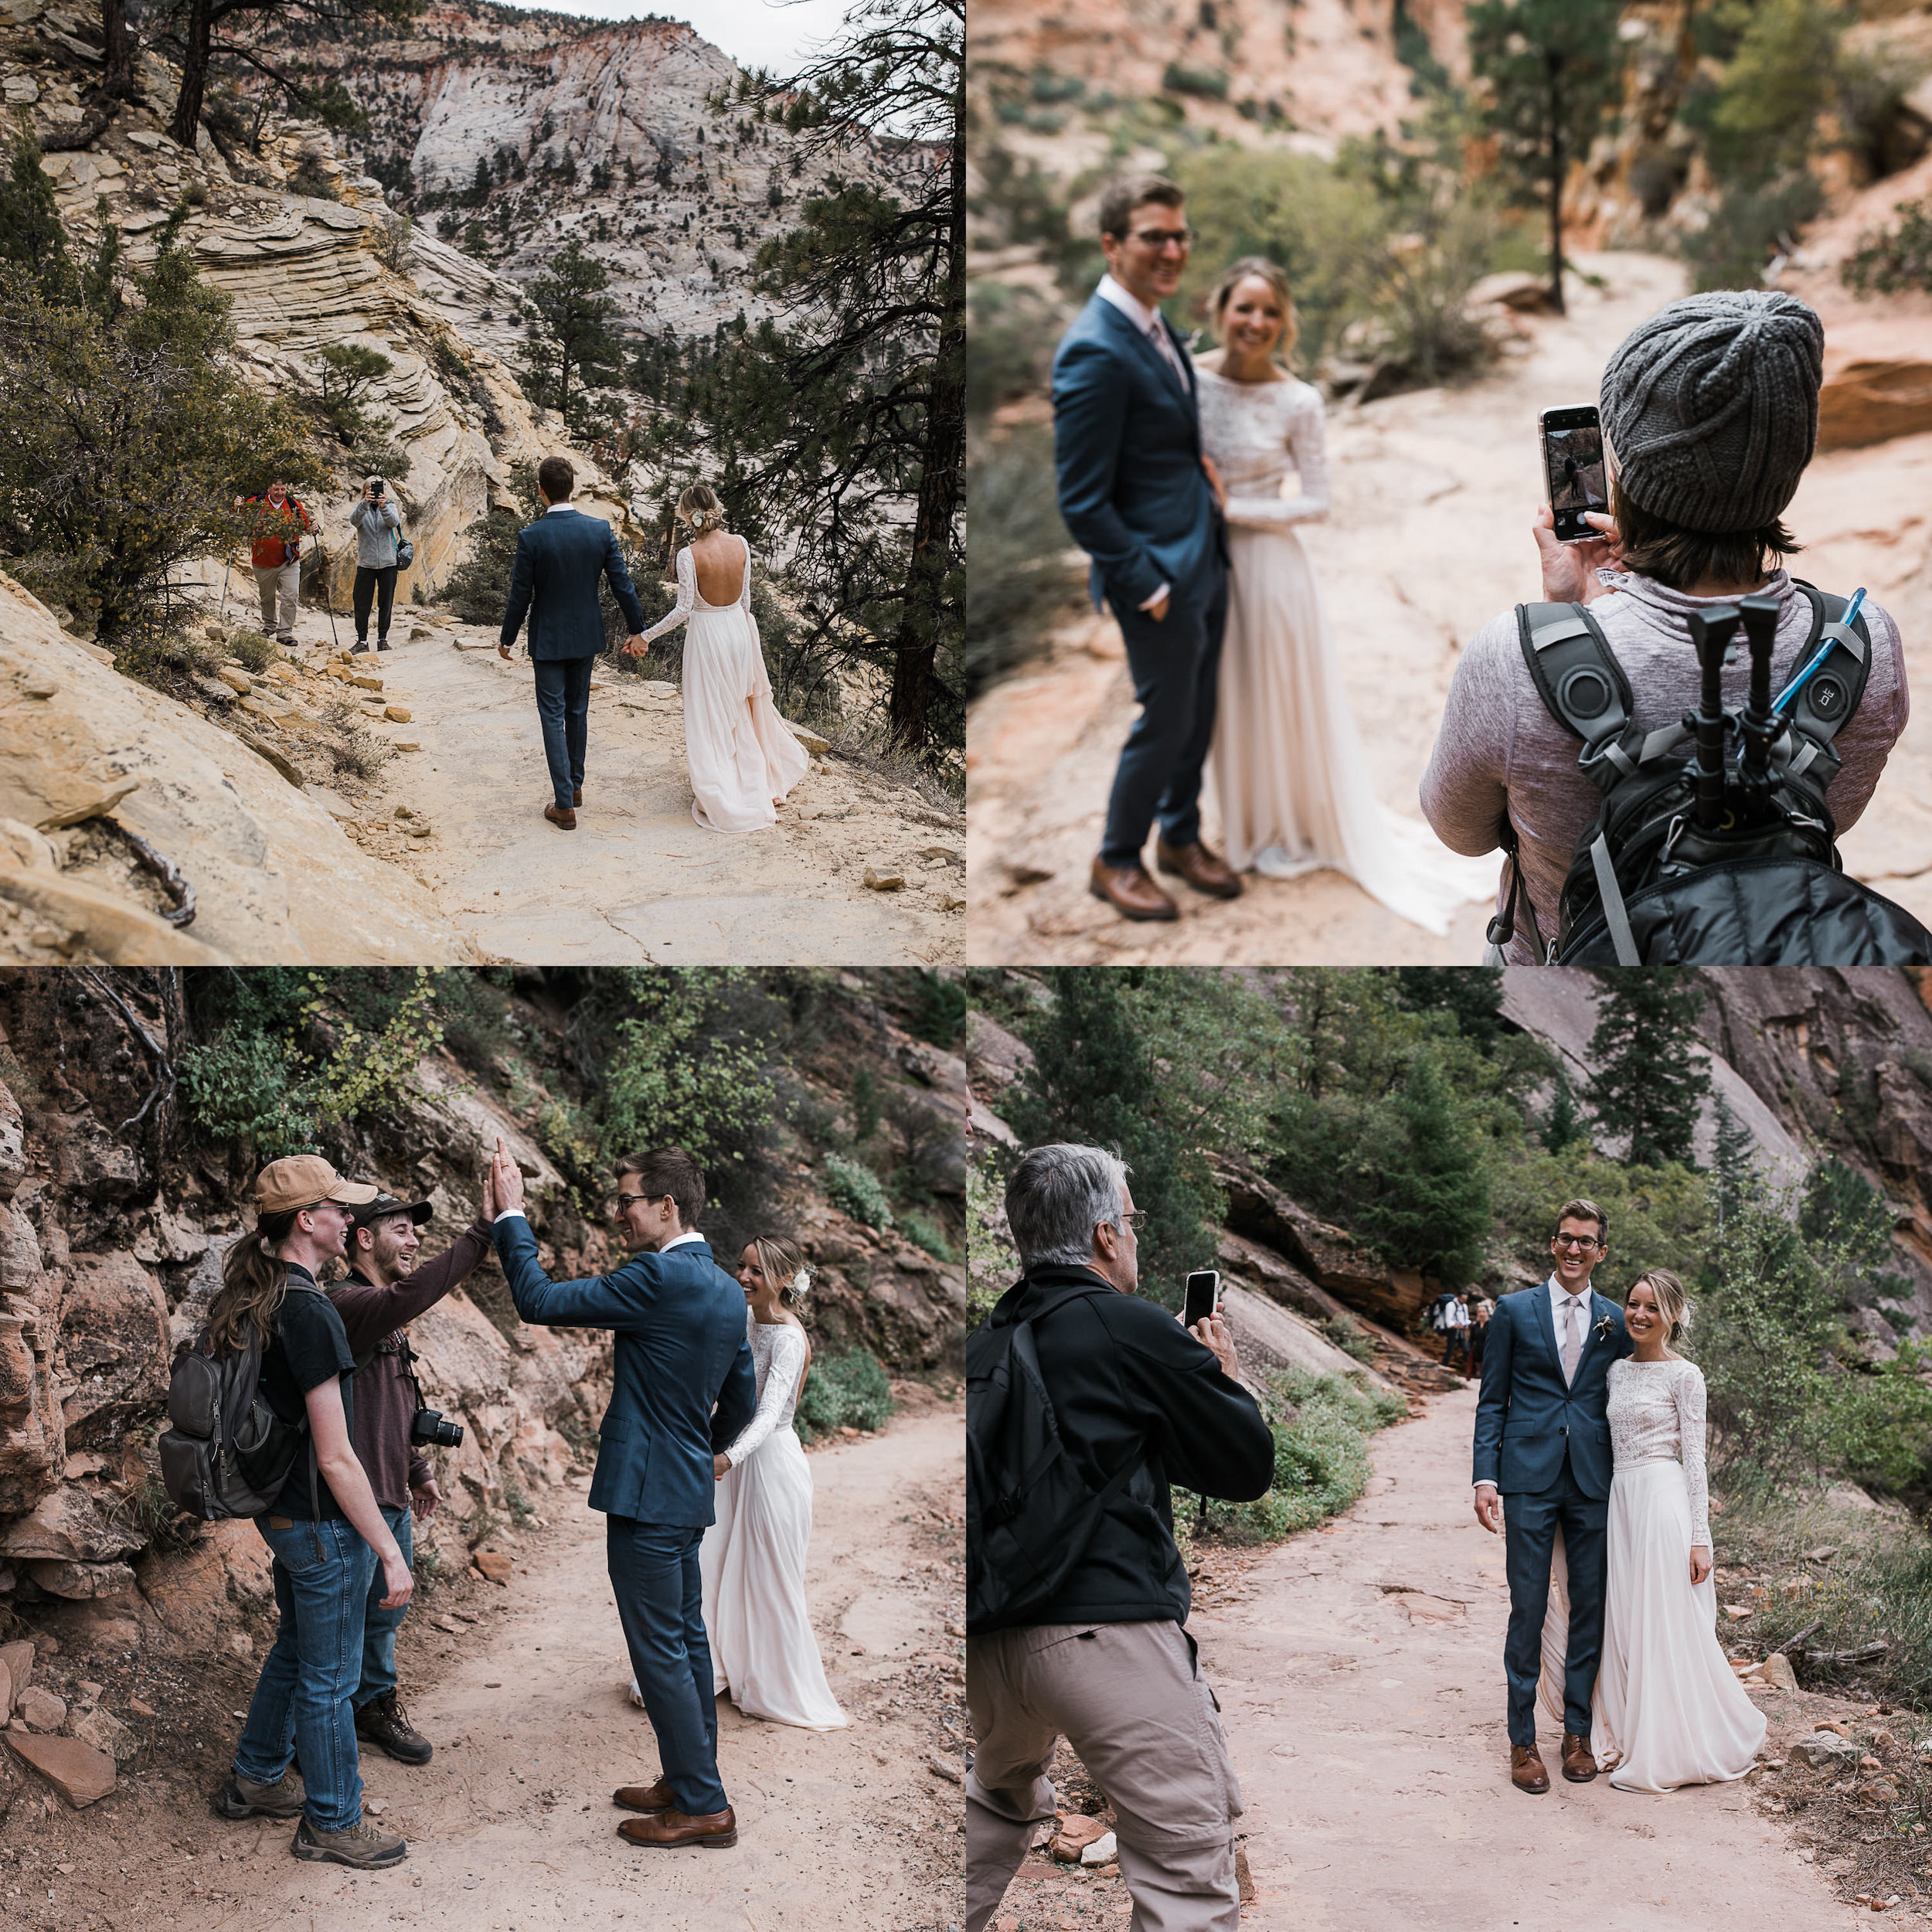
[1183,1269,1221,1332]
[1539,403,1609,543]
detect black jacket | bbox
[980,1264,1276,1628]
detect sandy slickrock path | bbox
[67,1406,964,1932]
[1191,1385,1866,1930]
[967,250,1932,965]
[223,597,964,965]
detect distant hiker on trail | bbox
[235,481,315,651]
[498,454,647,833]
[349,476,403,655]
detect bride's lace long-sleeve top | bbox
[1193,367,1332,531]
[638,536,753,645]
[1607,1357,1711,1548]
[722,1315,809,1468]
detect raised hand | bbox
[480,1150,497,1220]
[492,1135,526,1216]
[1532,502,1624,607]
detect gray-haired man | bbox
[966,1143,1275,1932]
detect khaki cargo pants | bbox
[252,558,300,644]
[966,1618,1243,1932]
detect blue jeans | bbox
[607,1516,727,1816]
[355,1504,412,1709]
[532,654,596,808]
[1098,560,1230,869]
[233,1515,376,1831]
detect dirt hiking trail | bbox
[992,1384,1883,1932]
[220,594,964,964]
[966,250,1932,965]
[7,1405,965,1932]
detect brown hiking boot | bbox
[1089,856,1178,922]
[617,1805,738,1849]
[1511,1744,1550,1793]
[356,1692,433,1765]
[1561,1731,1597,1782]
[215,1768,306,1819]
[614,1778,675,1814]
[544,802,577,830]
[1154,837,1243,899]
[291,1816,408,1869]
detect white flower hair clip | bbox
[781,1264,812,1308]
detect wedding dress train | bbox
[1194,365,1495,934]
[1539,1356,1765,1791]
[637,535,809,832]
[699,1315,847,1731]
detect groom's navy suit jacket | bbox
[1052,292,1221,617]
[495,1217,757,1527]
[498,506,647,660]
[1472,1281,1631,1499]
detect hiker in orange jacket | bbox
[234,481,316,649]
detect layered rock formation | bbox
[0,968,965,1679]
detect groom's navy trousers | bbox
[1502,1468,1608,1747]
[532,655,595,811]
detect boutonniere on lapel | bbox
[1593,1314,1617,1343]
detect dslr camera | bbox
[410,1404,464,1449]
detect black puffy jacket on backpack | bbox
[967,1266,1274,1636]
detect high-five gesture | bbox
[491,1137,526,1216]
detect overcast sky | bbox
[496,0,853,76]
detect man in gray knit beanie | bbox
[1597,289,1825,533]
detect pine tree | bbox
[471,155,492,206]
[1586,971,1711,1169]
[1358,1051,1492,1286]
[520,238,621,427]
[1543,1072,1584,1154]
[1465,0,1625,315]
[1711,1091,1757,1229]
[1389,967,1505,1047]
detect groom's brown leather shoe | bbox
[573,787,583,807]
[544,802,577,830]
[613,1778,674,1814]
[1561,1732,1597,1782]
[1155,838,1243,899]
[1511,1744,1550,1793]
[1089,857,1178,922]
[617,1804,737,1849]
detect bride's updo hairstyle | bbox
[1209,255,1299,366]
[1629,1268,1692,1347]
[679,483,726,534]
[751,1233,811,1309]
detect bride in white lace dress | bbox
[1541,1270,1765,1791]
[699,1235,847,1731]
[628,484,809,832]
[1192,259,1495,934]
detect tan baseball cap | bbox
[253,1155,379,1218]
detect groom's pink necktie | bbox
[1561,1296,1582,1385]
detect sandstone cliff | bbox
[0,967,966,1759]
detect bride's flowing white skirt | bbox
[699,1429,848,1731]
[682,605,810,833]
[1539,1461,1765,1791]
[1209,524,1495,935]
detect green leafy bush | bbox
[795,1346,895,1439]
[964,423,1075,698]
[226,629,278,674]
[824,1151,894,1230]
[1843,196,1932,298]
[1319,1315,1379,1367]
[900,1206,960,1263]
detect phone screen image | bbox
[1183,1270,1220,1331]
[1543,413,1608,542]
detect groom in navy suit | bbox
[498,454,648,832]
[1472,1199,1632,1794]
[488,1139,756,1849]
[1053,175,1240,923]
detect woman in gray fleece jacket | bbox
[349,480,404,652]
[1420,291,1907,961]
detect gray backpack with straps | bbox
[1488,583,1932,967]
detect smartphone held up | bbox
[1183,1269,1222,1332]
[1539,403,1609,543]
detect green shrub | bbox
[824,1151,894,1229]
[1843,196,1932,298]
[795,1346,895,1438]
[1319,1315,1379,1367]
[226,628,277,674]
[964,423,1075,698]
[1163,63,1229,99]
[900,1206,960,1263]
[911,969,968,1049]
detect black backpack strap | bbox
[1516,602,1634,753]
[1782,581,1872,767]
[1481,817,1547,964]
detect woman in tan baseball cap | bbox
[209,1155,417,1872]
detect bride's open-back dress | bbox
[637,534,809,832]
[1193,365,1495,934]
[1540,1355,1766,1791]
[699,1313,848,1731]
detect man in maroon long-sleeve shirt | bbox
[329,1191,492,1765]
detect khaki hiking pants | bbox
[966,1618,1243,1932]
[252,559,300,643]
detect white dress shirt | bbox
[1095,273,1189,613]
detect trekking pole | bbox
[1736,593,1784,785]
[1685,604,1740,832]
[317,542,339,655]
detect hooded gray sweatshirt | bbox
[349,497,402,568]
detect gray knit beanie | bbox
[1598,290,1824,533]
